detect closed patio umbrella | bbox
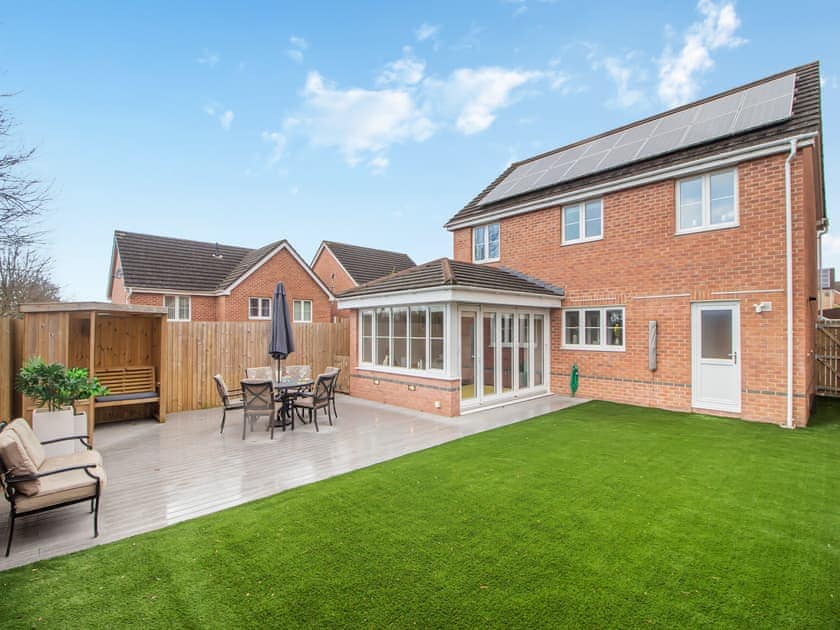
[269,282,295,379]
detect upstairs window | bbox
[248,297,271,320]
[164,295,191,321]
[677,168,737,233]
[293,299,312,323]
[473,223,500,263]
[563,199,602,244]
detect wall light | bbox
[373,379,380,385]
[407,384,417,392]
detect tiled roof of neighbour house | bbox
[822,307,840,320]
[112,231,296,294]
[337,258,564,299]
[446,61,823,228]
[319,241,416,285]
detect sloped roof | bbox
[337,258,564,299]
[446,61,823,228]
[319,241,415,285]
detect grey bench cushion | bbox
[95,391,158,403]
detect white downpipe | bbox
[783,139,797,429]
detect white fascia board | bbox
[128,288,219,296]
[446,133,818,231]
[222,242,335,299]
[337,286,563,310]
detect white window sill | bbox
[357,364,454,380]
[293,320,312,323]
[167,318,191,322]
[675,222,739,236]
[249,316,271,320]
[561,235,603,246]
[561,345,625,352]
[472,257,501,265]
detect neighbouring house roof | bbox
[314,241,416,285]
[109,231,332,297]
[337,258,564,300]
[446,61,823,229]
[822,308,840,320]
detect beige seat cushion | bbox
[15,465,106,513]
[0,431,41,496]
[41,449,103,473]
[294,397,327,409]
[7,418,47,469]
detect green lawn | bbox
[2,400,838,628]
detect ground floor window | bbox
[293,299,312,322]
[563,307,624,350]
[359,305,445,373]
[164,295,191,321]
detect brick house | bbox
[311,241,415,319]
[107,231,333,322]
[338,62,826,427]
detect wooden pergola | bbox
[17,302,168,440]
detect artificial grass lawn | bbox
[2,401,838,628]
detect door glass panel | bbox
[518,315,530,389]
[533,316,544,387]
[500,313,514,393]
[392,308,408,368]
[461,313,477,400]
[483,313,497,396]
[701,309,732,360]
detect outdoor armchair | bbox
[292,372,337,432]
[214,374,244,434]
[0,418,106,557]
[241,380,282,440]
[325,366,341,418]
[245,366,274,380]
[284,365,312,380]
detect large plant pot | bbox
[32,408,87,457]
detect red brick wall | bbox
[225,247,331,323]
[109,250,128,304]
[312,248,355,320]
[453,151,819,425]
[347,311,460,416]
[129,292,217,320]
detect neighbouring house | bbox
[311,241,415,319]
[338,61,826,427]
[818,268,840,312]
[108,231,333,322]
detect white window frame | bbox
[293,299,313,323]
[675,167,739,235]
[358,305,447,376]
[562,306,625,352]
[164,295,191,322]
[248,297,272,320]
[472,223,501,263]
[562,198,603,245]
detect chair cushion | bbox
[7,418,47,469]
[293,398,327,409]
[41,449,103,473]
[95,391,158,403]
[0,431,41,496]
[15,465,106,513]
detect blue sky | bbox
[2,0,838,299]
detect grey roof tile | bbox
[322,241,415,285]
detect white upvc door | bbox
[691,302,741,413]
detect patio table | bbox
[274,377,314,430]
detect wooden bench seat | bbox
[94,367,159,408]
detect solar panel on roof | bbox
[479,73,796,206]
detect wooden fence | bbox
[816,320,840,397]
[0,317,349,418]
[164,320,350,413]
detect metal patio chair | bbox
[214,374,244,434]
[241,380,281,440]
[292,372,337,432]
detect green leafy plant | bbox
[16,357,108,414]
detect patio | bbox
[0,393,584,570]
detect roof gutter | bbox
[446,133,819,231]
[782,139,798,429]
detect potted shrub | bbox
[16,357,107,455]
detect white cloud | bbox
[219,110,234,130]
[425,67,542,134]
[286,71,435,166]
[203,103,234,130]
[658,0,747,107]
[369,156,389,174]
[287,35,308,63]
[261,131,286,164]
[599,54,647,108]
[197,49,219,67]
[377,47,426,86]
[415,23,440,42]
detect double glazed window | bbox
[677,169,737,233]
[293,300,312,322]
[564,307,624,350]
[360,306,444,372]
[563,199,602,244]
[164,295,191,321]
[473,223,500,263]
[248,297,271,319]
